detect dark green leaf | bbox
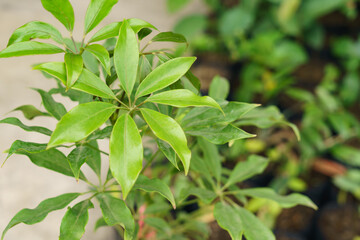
[48,102,117,148]
[214,203,244,240]
[84,0,118,34]
[67,145,93,180]
[34,88,67,120]
[98,194,135,240]
[94,217,108,231]
[178,187,216,204]
[110,114,143,199]
[85,44,111,75]
[134,175,176,208]
[65,53,83,89]
[140,108,191,174]
[0,42,63,58]
[209,75,230,100]
[225,155,269,188]
[198,137,222,182]
[156,139,179,169]
[136,57,196,98]
[7,21,63,46]
[41,0,75,31]
[12,105,50,120]
[87,126,113,141]
[151,32,187,44]
[0,117,52,136]
[59,200,94,240]
[84,140,102,177]
[1,193,80,240]
[114,20,139,96]
[138,28,152,40]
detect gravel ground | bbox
[0,0,206,239]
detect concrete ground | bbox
[0,0,206,239]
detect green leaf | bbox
[198,137,222,182]
[48,102,117,148]
[85,44,111,75]
[134,175,176,209]
[182,101,258,129]
[225,155,269,188]
[156,139,179,169]
[84,0,118,34]
[59,200,94,240]
[213,203,244,240]
[186,124,255,145]
[85,140,102,177]
[238,188,317,209]
[0,42,63,58]
[89,18,157,43]
[94,217,108,231]
[166,0,191,13]
[98,194,135,240]
[12,105,50,120]
[6,140,83,178]
[33,63,116,99]
[140,108,191,174]
[144,217,171,234]
[65,53,83,89]
[114,20,139,96]
[136,57,196,98]
[7,21,63,46]
[178,187,216,204]
[41,0,75,31]
[87,126,112,141]
[146,89,222,111]
[110,114,143,199]
[237,207,275,240]
[151,32,187,44]
[1,193,80,240]
[138,28,152,40]
[34,88,67,120]
[209,75,230,100]
[0,117,52,136]
[67,145,93,180]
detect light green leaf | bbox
[110,114,143,199]
[33,62,66,83]
[140,108,191,174]
[48,102,117,148]
[67,145,93,180]
[214,203,244,240]
[89,18,157,43]
[156,139,179,169]
[237,207,275,240]
[209,75,230,100]
[65,53,83,88]
[134,175,176,209]
[114,20,139,96]
[238,188,317,209]
[85,44,111,75]
[84,0,118,34]
[98,194,135,240]
[146,89,222,111]
[1,193,80,240]
[85,140,102,177]
[186,124,255,145]
[136,57,196,98]
[144,217,171,234]
[225,155,269,188]
[178,187,216,204]
[41,0,75,31]
[166,0,191,13]
[7,21,63,46]
[198,137,222,182]
[0,42,63,58]
[0,117,52,136]
[12,105,50,120]
[34,88,67,120]
[59,200,94,240]
[151,32,187,44]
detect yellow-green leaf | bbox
[65,53,83,88]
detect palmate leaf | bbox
[7,21,63,46]
[1,193,80,240]
[84,0,118,34]
[41,0,75,31]
[140,108,191,174]
[98,194,135,240]
[48,102,117,148]
[110,114,143,199]
[59,200,94,240]
[89,18,157,43]
[0,42,63,58]
[114,19,139,97]
[136,57,196,98]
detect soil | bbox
[276,206,316,234]
[318,203,360,240]
[208,221,232,240]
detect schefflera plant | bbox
[0,0,317,240]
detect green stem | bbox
[140,149,160,174]
[84,143,109,156]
